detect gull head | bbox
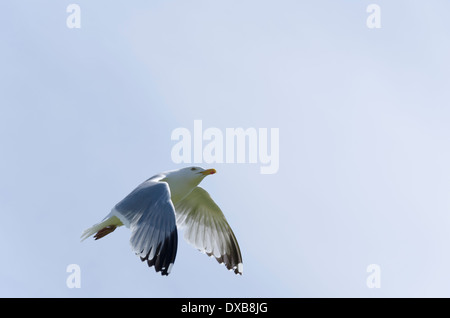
[162,166,216,203]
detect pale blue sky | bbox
[1,0,450,297]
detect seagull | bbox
[81,167,243,276]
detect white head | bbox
[161,166,216,203]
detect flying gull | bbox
[81,167,243,276]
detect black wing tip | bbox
[229,262,244,275]
[207,251,244,275]
[221,259,244,275]
[139,230,178,276]
[140,256,174,275]
[234,263,244,275]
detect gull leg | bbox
[94,225,117,240]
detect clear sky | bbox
[1,0,450,297]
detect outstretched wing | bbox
[174,187,243,274]
[114,180,178,276]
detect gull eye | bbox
[190,167,196,171]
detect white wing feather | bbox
[175,187,243,274]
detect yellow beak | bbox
[200,168,216,176]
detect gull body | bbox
[81,167,243,276]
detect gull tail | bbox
[81,215,123,241]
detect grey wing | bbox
[114,180,178,276]
[174,187,243,274]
